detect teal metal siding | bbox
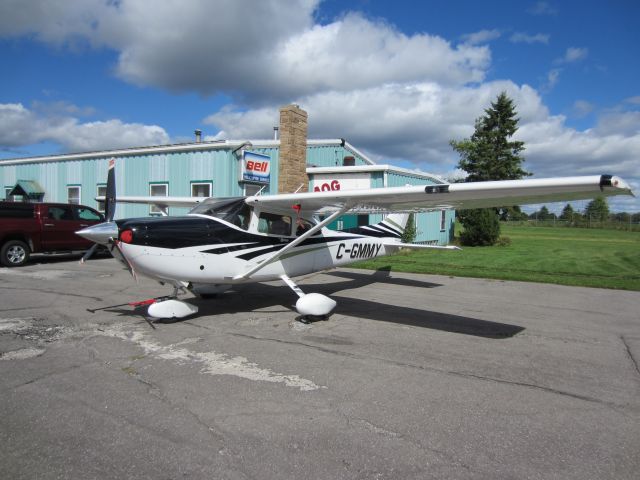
[385,171,454,245]
[307,145,369,168]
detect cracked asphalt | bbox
[1,256,639,479]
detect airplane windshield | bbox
[189,197,251,229]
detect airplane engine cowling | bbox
[296,293,337,317]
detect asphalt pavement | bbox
[1,256,639,479]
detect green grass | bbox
[353,225,640,290]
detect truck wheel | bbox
[1,240,31,267]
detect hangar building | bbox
[0,105,454,245]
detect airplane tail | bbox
[380,213,409,237]
[356,213,408,239]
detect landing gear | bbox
[280,275,337,322]
[146,284,198,320]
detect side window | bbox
[67,186,81,205]
[258,212,292,236]
[191,182,212,198]
[96,185,107,213]
[149,183,168,215]
[48,206,74,221]
[295,218,317,236]
[76,207,103,222]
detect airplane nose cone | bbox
[76,222,118,245]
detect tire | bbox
[1,240,31,267]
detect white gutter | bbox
[0,138,375,166]
[307,165,446,183]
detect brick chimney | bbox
[278,104,308,193]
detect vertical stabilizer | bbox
[360,213,408,239]
[382,213,409,234]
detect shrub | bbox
[459,208,501,246]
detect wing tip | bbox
[602,175,634,196]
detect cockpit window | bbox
[258,212,292,236]
[189,197,251,230]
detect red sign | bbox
[314,180,341,192]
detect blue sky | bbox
[1,0,638,212]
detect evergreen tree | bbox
[585,196,610,222]
[450,92,530,245]
[560,203,575,221]
[538,206,555,220]
[450,92,530,181]
[400,213,417,243]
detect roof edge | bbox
[0,138,377,166]
[307,164,445,183]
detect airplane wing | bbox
[246,175,633,214]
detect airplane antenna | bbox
[293,183,305,193]
[255,185,267,196]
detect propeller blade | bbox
[79,244,98,264]
[105,157,116,222]
[112,240,137,282]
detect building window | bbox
[343,156,356,166]
[68,186,81,205]
[149,183,168,215]
[191,182,212,198]
[96,184,107,213]
[440,210,446,231]
[4,187,13,201]
[243,183,264,196]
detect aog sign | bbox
[241,151,271,183]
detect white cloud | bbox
[527,2,558,16]
[541,69,561,92]
[556,47,588,64]
[509,32,550,44]
[461,29,501,45]
[0,1,490,101]
[0,103,169,152]
[572,100,594,118]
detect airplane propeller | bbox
[79,158,117,264]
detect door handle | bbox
[44,223,55,227]
[80,224,89,227]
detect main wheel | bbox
[1,240,30,267]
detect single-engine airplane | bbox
[77,159,633,320]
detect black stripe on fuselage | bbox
[117,216,366,255]
[346,225,400,238]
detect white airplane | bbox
[77,159,633,321]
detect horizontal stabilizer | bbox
[384,242,461,251]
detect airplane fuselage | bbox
[116,214,397,287]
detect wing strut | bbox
[234,204,349,280]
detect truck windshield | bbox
[188,197,251,229]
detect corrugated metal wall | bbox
[384,170,455,244]
[306,145,369,168]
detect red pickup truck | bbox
[0,202,105,267]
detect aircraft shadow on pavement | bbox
[181,268,525,339]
